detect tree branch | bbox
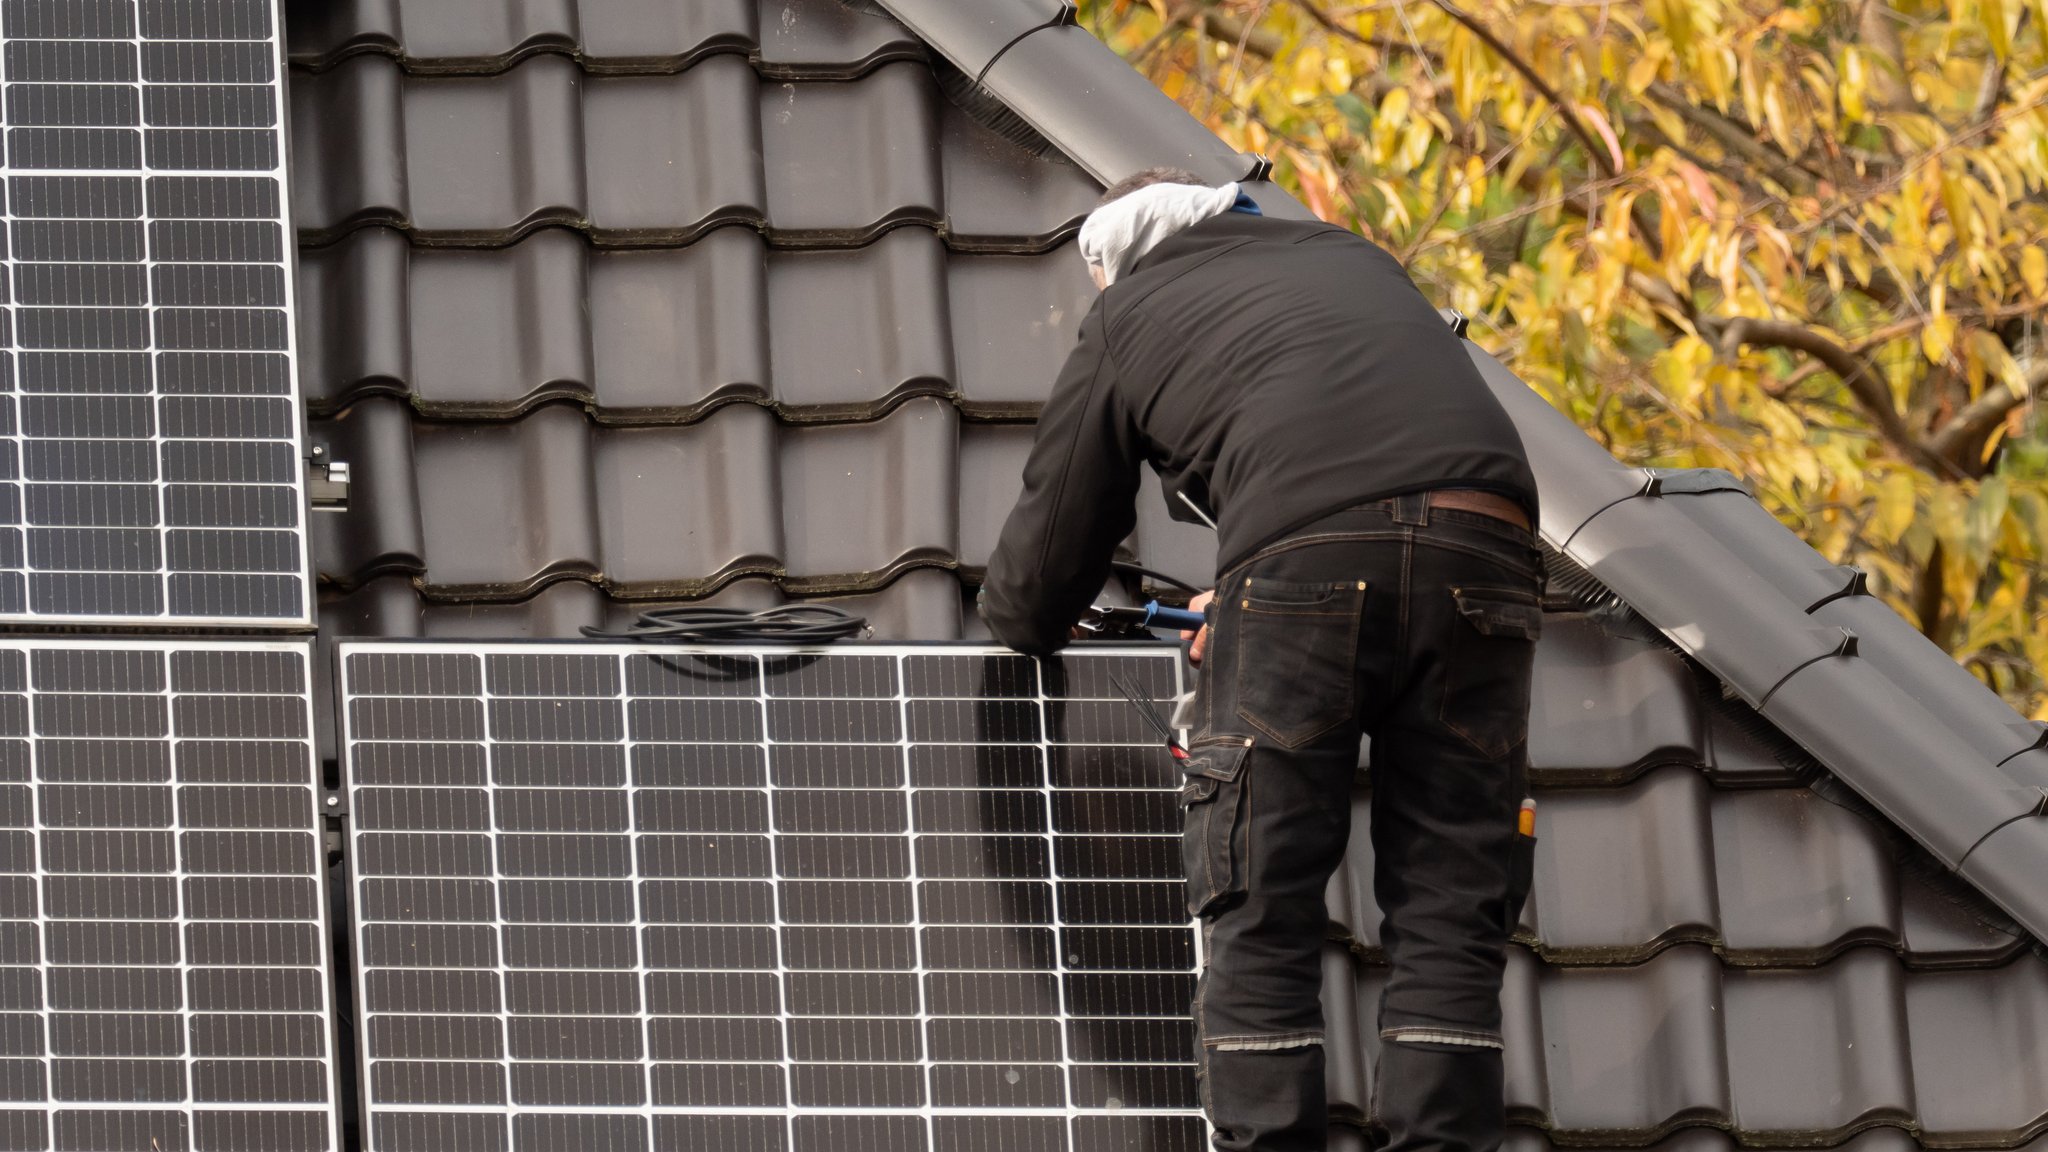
[1857,0,1922,117]
[1423,0,1619,178]
[1713,315,1958,476]
[1969,8,2029,126]
[1932,360,2048,467]
[1193,4,1284,60]
[1644,82,1817,196]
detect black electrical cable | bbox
[1110,560,1202,595]
[580,604,870,645]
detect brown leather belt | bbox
[1425,489,1532,532]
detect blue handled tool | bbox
[1079,601,1206,636]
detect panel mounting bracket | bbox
[307,446,351,512]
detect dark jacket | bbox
[981,212,1537,656]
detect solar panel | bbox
[0,638,338,1151]
[0,0,313,625]
[340,643,1209,1152]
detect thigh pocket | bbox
[1180,735,1254,918]
[1233,579,1366,748]
[1441,586,1542,759]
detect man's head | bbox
[1098,166,1208,207]
[1081,167,1220,289]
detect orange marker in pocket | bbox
[1517,797,1536,837]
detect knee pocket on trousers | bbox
[1180,735,1254,917]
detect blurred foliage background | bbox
[1076,0,2048,716]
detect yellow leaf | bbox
[1840,47,1867,120]
[1762,83,1796,156]
[1983,0,2012,59]
[1923,314,1960,365]
[2023,246,2048,298]
[1627,42,1670,93]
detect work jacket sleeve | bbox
[981,304,1144,656]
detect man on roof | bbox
[981,168,1544,1152]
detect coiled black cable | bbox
[1109,560,1201,595]
[579,604,870,645]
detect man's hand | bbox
[1181,589,1215,665]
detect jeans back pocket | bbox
[1232,578,1366,748]
[1440,586,1541,759]
[1180,735,1253,917]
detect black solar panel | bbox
[341,643,1208,1152]
[0,0,311,625]
[0,638,338,1150]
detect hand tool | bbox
[1078,601,1207,637]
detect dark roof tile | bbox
[957,423,1033,570]
[1532,944,1730,1136]
[1325,763,2013,967]
[581,58,766,237]
[1527,767,1718,961]
[1712,787,1898,961]
[321,567,968,642]
[589,229,772,417]
[1568,495,1850,708]
[1700,692,1811,788]
[946,249,1096,411]
[1722,949,1916,1136]
[780,398,958,588]
[409,228,593,410]
[1501,946,1550,1119]
[1528,615,1705,784]
[289,52,409,234]
[759,61,943,240]
[1897,865,2031,967]
[404,53,587,237]
[1904,958,2048,1143]
[753,0,925,78]
[413,402,603,595]
[1133,469,1219,589]
[593,411,785,589]
[938,101,1099,248]
[767,228,952,410]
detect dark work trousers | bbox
[1183,494,1541,1152]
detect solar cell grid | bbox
[343,644,1209,1152]
[0,638,336,1151]
[0,0,311,625]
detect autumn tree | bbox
[1080,0,2048,714]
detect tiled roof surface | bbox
[284,0,2048,1145]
